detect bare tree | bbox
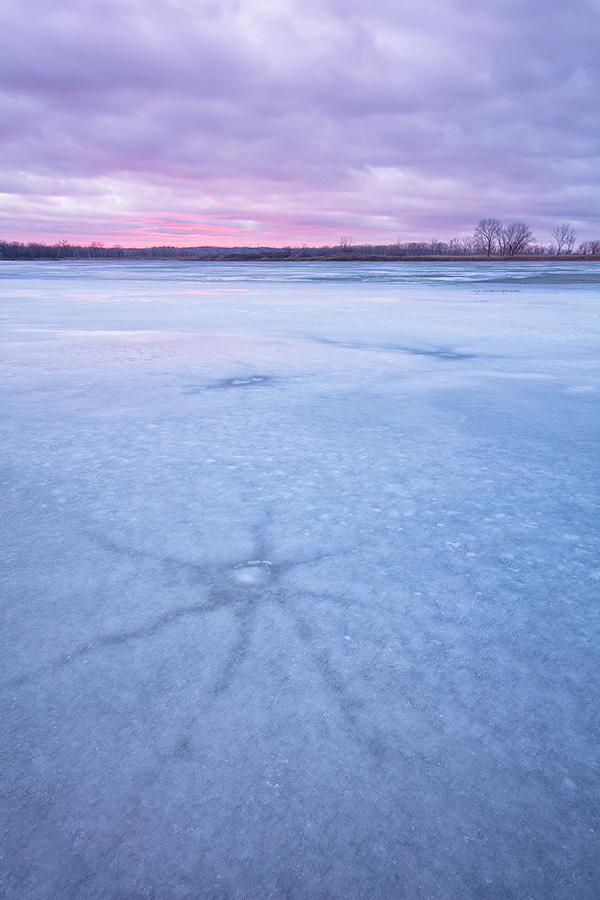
[550,223,577,254]
[498,222,533,256]
[579,240,600,256]
[338,235,354,252]
[473,219,502,256]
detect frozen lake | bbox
[1,259,599,899]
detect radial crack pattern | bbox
[2,517,351,706]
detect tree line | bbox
[471,219,596,256]
[0,223,598,261]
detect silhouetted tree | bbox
[579,240,600,256]
[473,219,502,256]
[550,223,576,254]
[498,222,533,255]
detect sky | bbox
[0,0,598,248]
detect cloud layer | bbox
[1,0,599,245]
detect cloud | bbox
[0,0,598,245]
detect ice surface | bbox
[1,260,600,899]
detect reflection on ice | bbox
[1,260,600,899]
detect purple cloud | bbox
[0,0,598,246]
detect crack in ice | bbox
[2,523,348,696]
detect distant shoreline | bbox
[2,237,600,262]
[1,253,599,263]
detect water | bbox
[1,260,599,899]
